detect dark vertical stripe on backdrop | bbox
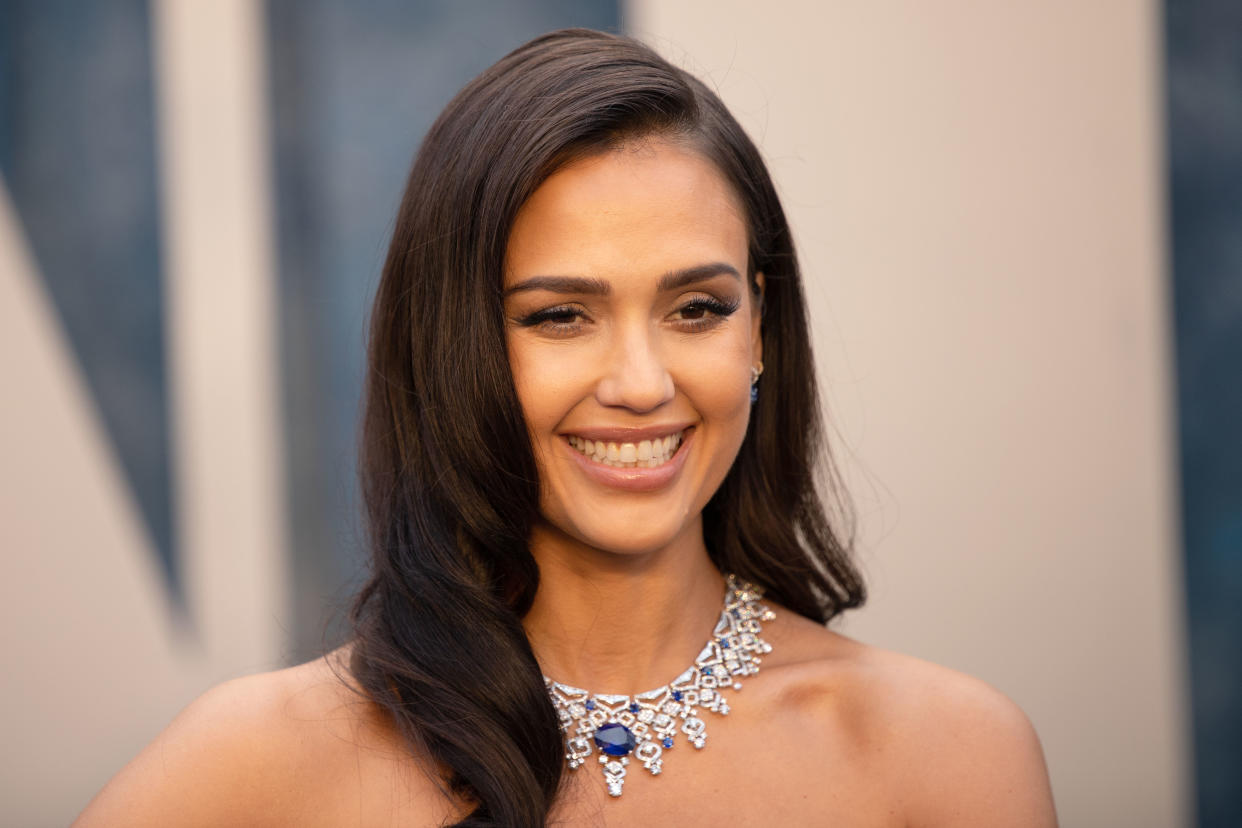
[264,1,621,661]
[0,2,179,614]
[1165,2,1242,825]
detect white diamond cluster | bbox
[544,574,775,798]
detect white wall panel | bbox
[0,1,289,822]
[626,2,1191,825]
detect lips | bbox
[561,427,694,493]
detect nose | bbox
[594,322,674,413]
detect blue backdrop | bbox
[1165,2,1242,825]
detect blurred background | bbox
[1,0,1237,825]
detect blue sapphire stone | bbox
[593,722,637,757]
[629,702,640,713]
[721,639,731,649]
[662,737,674,749]
[584,699,595,711]
[672,690,683,701]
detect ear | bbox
[750,271,765,364]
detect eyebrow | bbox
[503,262,741,297]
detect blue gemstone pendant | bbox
[593,722,637,757]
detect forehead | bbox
[504,139,748,284]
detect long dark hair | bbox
[348,28,865,827]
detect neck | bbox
[523,518,726,694]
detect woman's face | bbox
[504,138,762,557]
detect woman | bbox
[77,29,1057,827]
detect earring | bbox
[750,362,763,403]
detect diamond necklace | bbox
[543,574,775,798]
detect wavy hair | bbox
[348,28,865,827]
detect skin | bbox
[74,139,1058,827]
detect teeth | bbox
[567,430,684,468]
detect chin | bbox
[535,503,701,559]
[568,519,685,557]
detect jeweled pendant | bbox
[593,722,637,756]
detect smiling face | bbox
[503,138,762,558]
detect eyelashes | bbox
[514,296,742,335]
[674,296,741,323]
[515,304,583,328]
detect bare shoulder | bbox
[762,611,1058,827]
[74,647,456,828]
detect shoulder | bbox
[73,654,352,827]
[73,648,455,828]
[868,646,1057,825]
[762,612,1057,826]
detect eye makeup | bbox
[511,292,742,337]
[669,295,741,332]
[513,304,589,333]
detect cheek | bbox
[673,334,754,423]
[507,341,586,445]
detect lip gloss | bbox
[562,428,693,493]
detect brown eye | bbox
[542,309,579,324]
[513,303,591,337]
[680,305,708,320]
[671,296,741,327]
